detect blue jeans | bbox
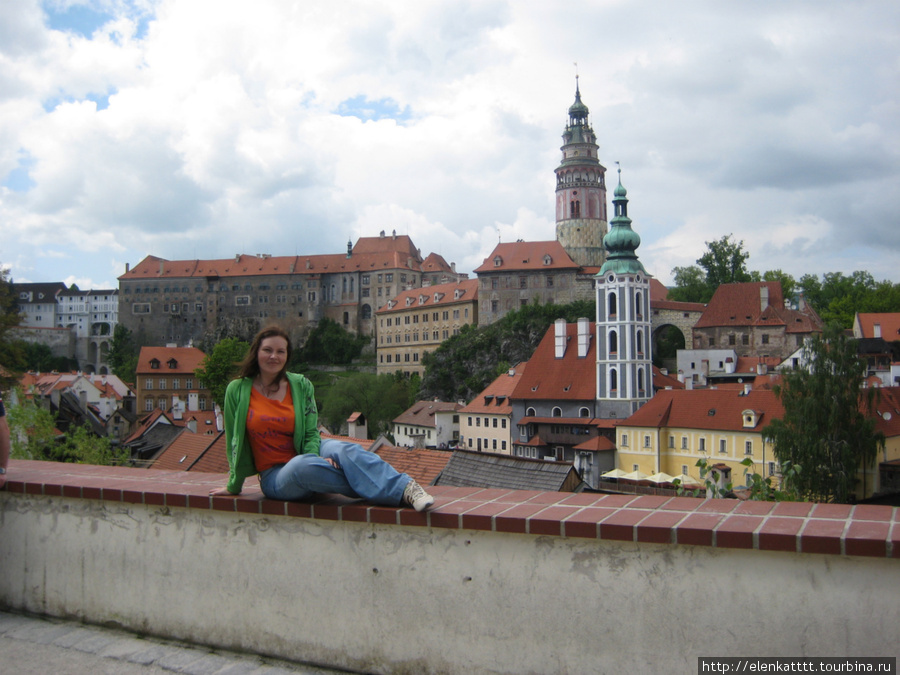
[258,438,412,506]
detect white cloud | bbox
[1,0,898,293]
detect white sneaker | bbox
[402,480,435,512]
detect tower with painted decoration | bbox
[595,168,653,418]
[555,77,608,268]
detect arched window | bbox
[638,368,646,394]
[579,407,591,418]
[610,368,618,393]
[609,330,618,355]
[343,312,349,325]
[637,330,644,356]
[608,292,617,317]
[635,292,643,318]
[552,407,562,417]
[360,304,372,319]
[526,407,537,417]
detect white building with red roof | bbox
[458,362,526,455]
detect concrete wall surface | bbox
[1,491,897,675]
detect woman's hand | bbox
[210,486,238,496]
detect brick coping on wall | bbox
[3,459,899,559]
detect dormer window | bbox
[454,289,464,300]
[742,409,760,428]
[406,297,414,306]
[493,256,503,267]
[543,255,553,266]
[167,359,178,369]
[150,359,160,370]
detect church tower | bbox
[555,78,608,268]
[595,168,653,418]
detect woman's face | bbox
[257,335,289,380]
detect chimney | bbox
[577,317,590,358]
[125,262,130,273]
[743,383,752,396]
[874,323,882,339]
[188,392,199,412]
[554,318,567,359]
[159,261,165,275]
[760,285,769,312]
[215,405,223,432]
[79,390,88,410]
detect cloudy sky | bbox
[2,0,898,291]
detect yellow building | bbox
[615,388,784,489]
[375,279,478,377]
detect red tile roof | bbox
[459,363,527,415]
[855,313,900,341]
[623,388,785,432]
[473,241,579,273]
[695,282,823,334]
[377,278,478,314]
[512,322,596,401]
[373,446,451,487]
[137,347,207,375]
[120,235,450,283]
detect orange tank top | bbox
[246,386,297,472]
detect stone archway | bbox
[651,323,686,372]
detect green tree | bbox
[667,265,710,303]
[7,394,59,459]
[319,371,418,438]
[108,324,139,384]
[697,234,752,289]
[796,271,900,329]
[0,264,24,382]
[763,326,884,503]
[295,318,370,366]
[195,337,250,407]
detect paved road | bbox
[0,611,357,675]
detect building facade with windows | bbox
[375,279,478,377]
[458,363,526,455]
[135,346,209,415]
[391,400,462,450]
[615,387,785,489]
[118,232,462,348]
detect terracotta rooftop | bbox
[377,278,478,314]
[459,363,527,415]
[623,388,785,432]
[473,240,580,273]
[152,432,225,472]
[512,322,596,402]
[695,282,823,334]
[856,313,900,341]
[373,446,451,487]
[137,347,207,375]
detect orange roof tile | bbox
[377,278,478,314]
[137,347,207,375]
[623,388,785,432]
[373,445,451,487]
[512,322,596,401]
[460,363,527,414]
[695,282,823,334]
[856,313,900,341]
[473,241,579,273]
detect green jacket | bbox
[223,372,320,494]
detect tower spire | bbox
[599,165,646,276]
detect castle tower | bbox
[555,78,608,268]
[595,167,653,418]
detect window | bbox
[719,439,727,454]
[668,437,674,448]
[745,441,753,455]
[235,296,250,306]
[159,379,167,390]
[762,334,770,345]
[173,379,180,389]
[145,379,153,390]
[699,438,706,452]
[729,334,736,346]
[643,435,651,448]
[144,398,154,411]
[621,434,628,447]
[742,334,749,346]
[681,437,687,449]
[186,379,193,389]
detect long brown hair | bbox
[237,325,293,382]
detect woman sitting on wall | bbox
[209,325,434,511]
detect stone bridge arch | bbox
[650,303,705,369]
